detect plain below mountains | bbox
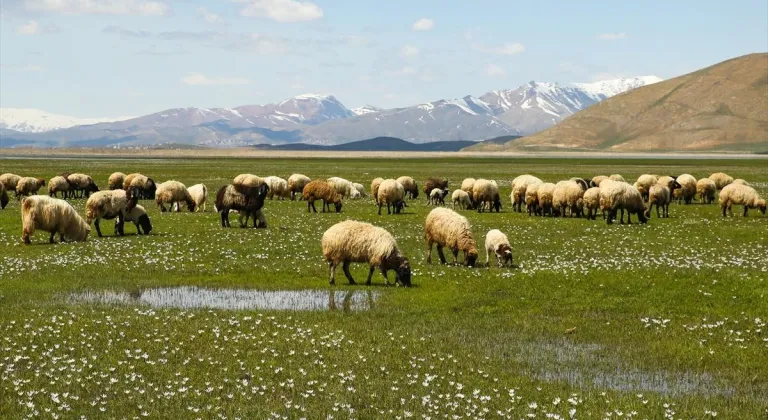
[466,53,768,153]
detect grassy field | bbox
[0,157,766,419]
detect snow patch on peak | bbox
[0,108,134,133]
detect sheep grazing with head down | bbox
[215,184,269,227]
[536,183,558,216]
[108,172,126,190]
[120,204,153,235]
[263,176,290,200]
[395,176,418,199]
[123,173,157,199]
[175,183,208,212]
[371,177,384,205]
[511,175,542,212]
[66,173,99,198]
[48,176,71,199]
[0,183,9,210]
[719,183,766,217]
[582,187,601,220]
[155,181,196,212]
[634,174,658,201]
[708,172,734,190]
[599,180,648,225]
[287,174,311,200]
[428,188,450,206]
[377,179,406,215]
[322,220,411,287]
[85,189,138,237]
[733,178,749,186]
[608,174,626,183]
[0,173,22,194]
[589,175,608,188]
[21,195,90,244]
[696,178,717,204]
[424,207,478,267]
[645,182,672,218]
[485,229,513,268]
[460,178,476,208]
[352,183,367,198]
[233,174,264,188]
[525,183,543,216]
[675,174,697,204]
[423,177,448,196]
[452,189,472,210]
[553,180,586,217]
[302,180,342,213]
[472,179,501,213]
[15,177,46,199]
[327,177,356,199]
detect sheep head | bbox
[758,199,766,215]
[637,208,649,224]
[394,257,411,287]
[333,201,343,213]
[465,248,478,267]
[497,244,513,267]
[138,214,153,235]
[186,199,197,212]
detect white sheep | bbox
[175,183,208,212]
[123,173,157,199]
[321,220,411,286]
[0,173,21,193]
[48,176,71,199]
[452,189,472,210]
[287,174,311,200]
[108,172,126,190]
[582,187,601,220]
[395,176,419,199]
[66,173,99,198]
[264,176,290,200]
[424,207,479,266]
[428,188,449,206]
[536,183,557,216]
[552,180,585,217]
[233,174,264,188]
[85,189,137,237]
[708,172,734,190]
[371,177,384,205]
[21,195,90,244]
[696,178,717,204]
[121,204,153,235]
[733,178,749,186]
[15,177,46,198]
[485,229,513,267]
[590,175,608,188]
[352,183,367,198]
[634,174,658,201]
[608,174,626,183]
[511,175,542,212]
[675,174,697,204]
[646,183,672,218]
[376,179,406,215]
[524,183,542,216]
[155,181,196,212]
[327,177,355,199]
[599,180,647,224]
[472,179,501,213]
[719,183,766,217]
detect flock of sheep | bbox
[0,170,764,287]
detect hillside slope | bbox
[466,53,768,152]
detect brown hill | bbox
[465,53,768,153]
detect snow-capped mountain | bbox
[352,105,383,116]
[0,108,133,133]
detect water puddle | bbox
[68,287,378,312]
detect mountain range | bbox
[0,76,662,148]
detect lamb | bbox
[377,179,406,215]
[21,195,91,244]
[645,183,672,218]
[582,187,601,220]
[321,220,411,286]
[472,179,501,213]
[511,175,542,212]
[535,183,557,216]
[708,172,734,190]
[233,174,265,188]
[352,183,367,198]
[696,178,717,204]
[349,188,362,200]
[428,188,450,206]
[85,189,138,237]
[718,184,766,217]
[215,184,270,227]
[287,174,311,200]
[733,179,749,186]
[423,177,448,196]
[452,189,472,210]
[608,174,626,183]
[0,183,8,210]
[302,180,343,213]
[123,173,157,199]
[120,204,153,235]
[675,174,697,204]
[424,207,478,267]
[0,173,22,193]
[552,180,585,217]
[15,177,46,198]
[327,177,355,199]
[66,173,99,198]
[634,174,658,201]
[263,176,290,200]
[395,176,419,199]
[48,176,71,199]
[154,181,196,212]
[589,175,608,188]
[599,180,648,225]
[485,229,513,268]
[108,172,126,190]
[371,177,384,205]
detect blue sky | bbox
[1,0,766,117]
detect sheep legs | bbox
[743,206,749,217]
[366,265,376,286]
[436,246,447,264]
[94,219,103,237]
[328,262,336,285]
[342,261,357,285]
[220,211,231,227]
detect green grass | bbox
[1,157,767,419]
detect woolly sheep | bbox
[646,183,672,218]
[233,174,264,188]
[424,207,478,267]
[696,178,717,204]
[423,177,448,195]
[85,189,138,237]
[263,176,290,200]
[321,220,411,287]
[48,176,71,199]
[0,173,22,193]
[525,183,543,216]
[371,177,384,205]
[123,173,157,199]
[21,195,90,244]
[396,176,419,199]
[608,174,626,183]
[327,177,355,199]
[302,180,342,213]
[120,204,153,235]
[733,179,749,186]
[485,229,513,268]
[536,183,557,216]
[634,174,658,201]
[472,179,501,213]
[155,181,196,212]
[215,184,269,228]
[428,188,449,206]
[0,183,8,210]
[66,173,99,198]
[719,184,766,217]
[287,174,311,200]
[15,177,46,198]
[675,174,697,204]
[176,183,208,212]
[599,180,648,225]
[352,183,367,198]
[108,172,126,190]
[582,187,601,220]
[511,175,542,212]
[590,175,608,188]
[708,172,734,190]
[553,180,585,217]
[452,189,472,210]
[377,179,406,215]
[349,188,362,200]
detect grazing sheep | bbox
[525,183,543,216]
[377,179,406,215]
[719,184,766,217]
[472,179,501,213]
[263,176,290,200]
[423,177,448,196]
[233,174,265,188]
[155,181,196,212]
[428,188,450,206]
[352,183,367,198]
[452,189,472,210]
[696,178,717,204]
[123,173,157,199]
[424,207,478,267]
[635,174,658,201]
[120,204,153,235]
[553,180,585,217]
[646,183,672,218]
[287,174,311,200]
[21,195,90,244]
[321,220,411,286]
[536,183,558,216]
[0,183,8,210]
[676,174,697,204]
[396,176,419,199]
[108,172,126,190]
[302,180,343,213]
[215,184,270,227]
[568,177,589,191]
[85,189,138,237]
[599,180,648,225]
[608,174,626,183]
[371,177,384,205]
[327,177,356,199]
[590,175,608,188]
[188,183,208,212]
[485,229,513,268]
[708,172,734,190]
[66,173,99,198]
[349,188,362,200]
[0,173,22,193]
[460,178,476,208]
[15,177,46,198]
[582,187,601,220]
[48,176,71,199]
[733,179,749,186]
[511,175,542,212]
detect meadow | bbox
[0,156,767,419]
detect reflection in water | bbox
[69,287,378,311]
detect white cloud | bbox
[198,7,225,24]
[596,32,626,40]
[485,64,506,77]
[23,0,170,16]
[472,42,525,55]
[412,18,434,31]
[181,73,252,86]
[238,0,323,22]
[401,44,419,57]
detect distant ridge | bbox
[252,136,523,152]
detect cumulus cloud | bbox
[412,18,434,31]
[485,64,506,77]
[23,0,169,16]
[596,32,626,40]
[473,42,525,55]
[16,20,59,35]
[198,7,225,24]
[401,44,419,57]
[237,0,323,22]
[181,73,252,86]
